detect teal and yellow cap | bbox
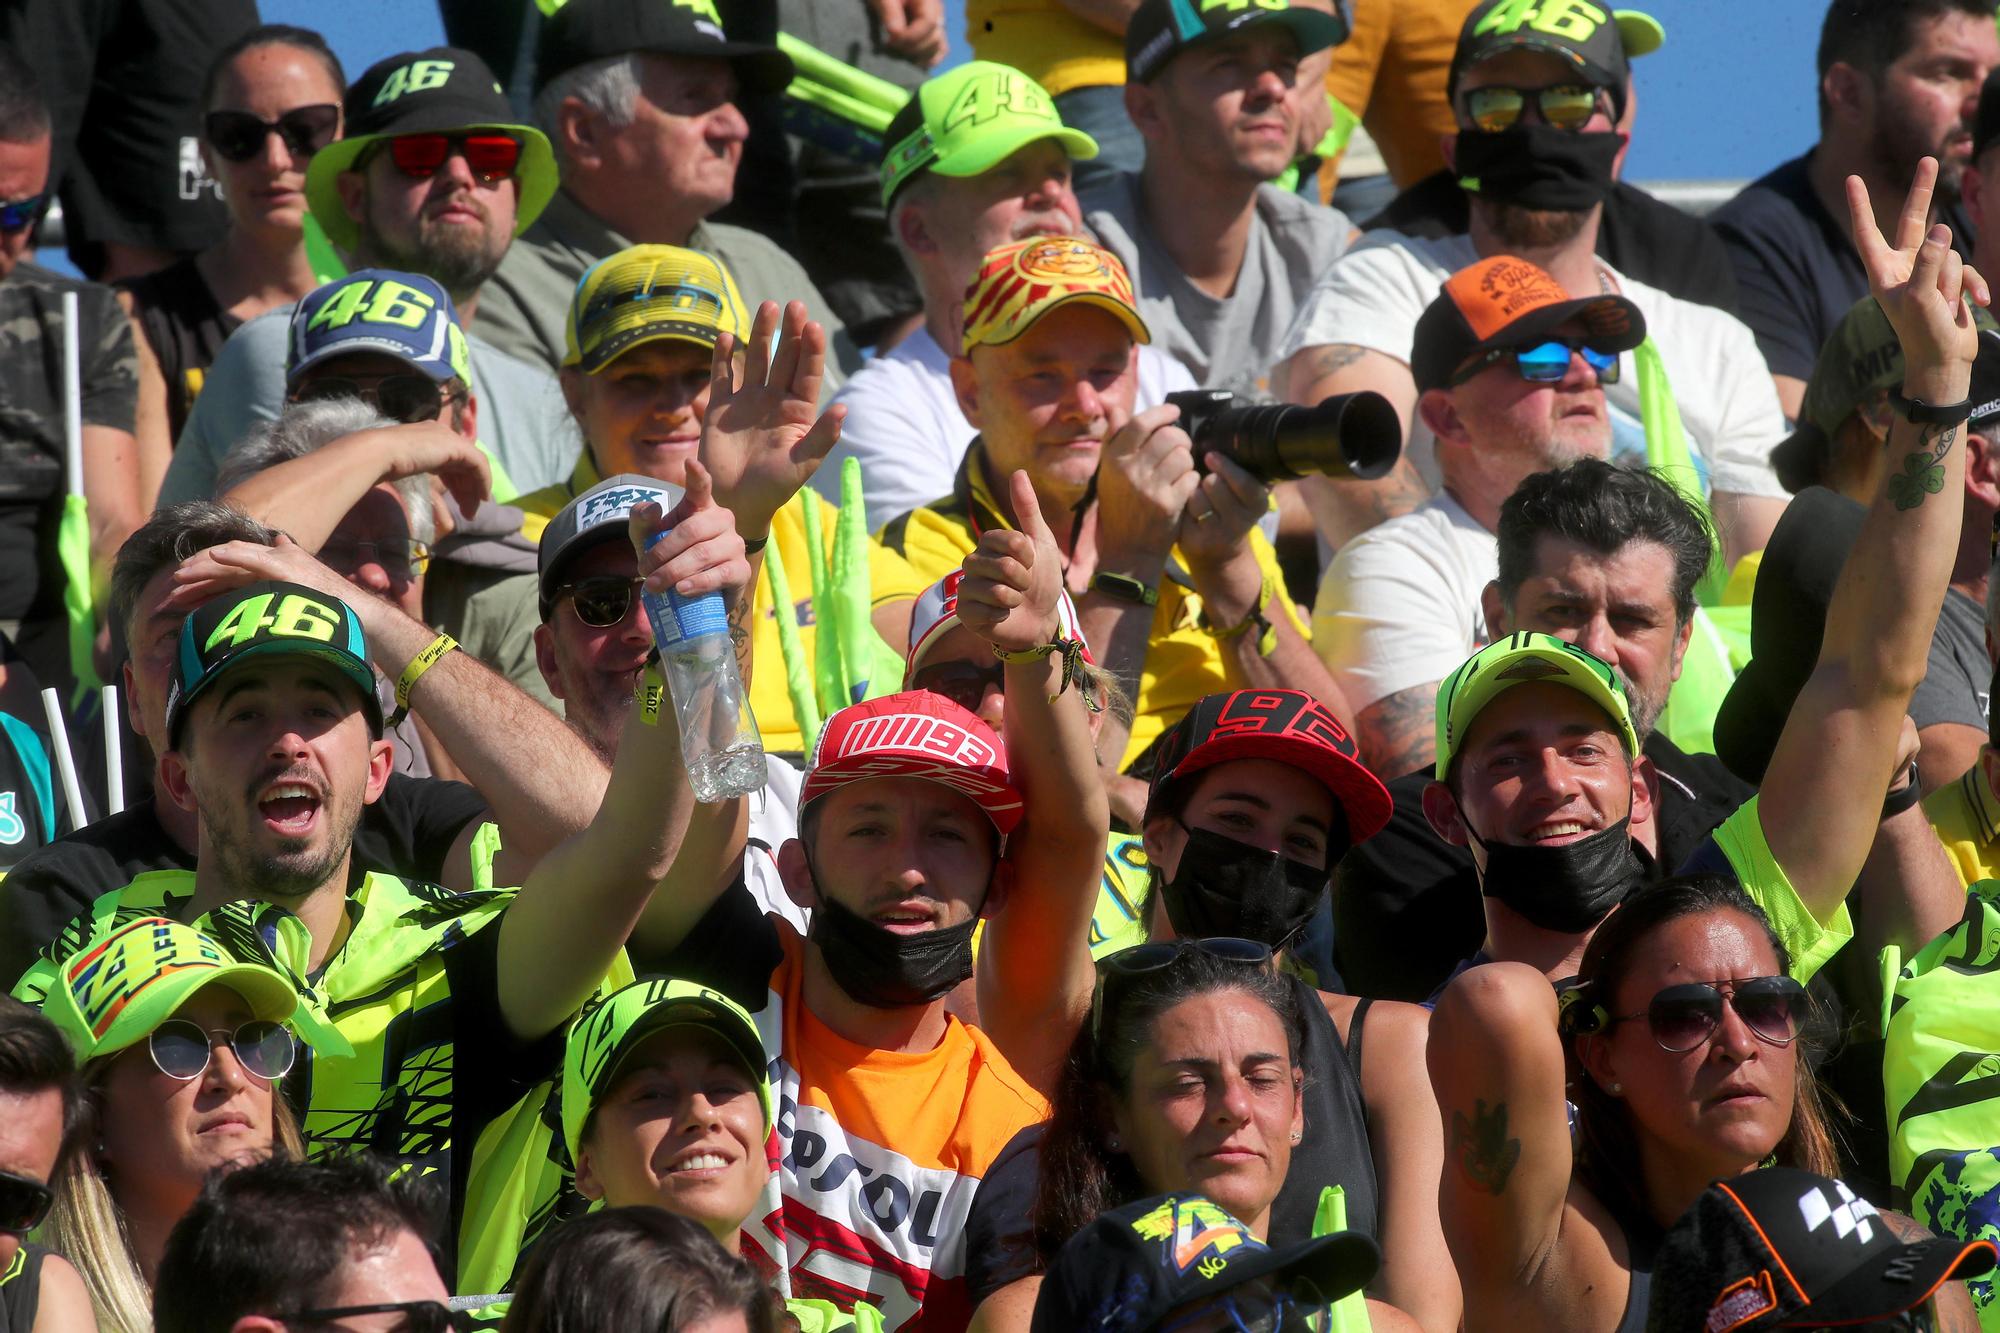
[880,62,1098,209]
[564,244,751,373]
[38,911,351,1067]
[560,977,772,1162]
[164,581,381,749]
[1433,631,1640,780]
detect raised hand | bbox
[168,533,371,614]
[372,420,490,519]
[958,469,1067,654]
[1847,157,1990,380]
[628,460,751,600]
[697,299,845,540]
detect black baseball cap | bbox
[1447,0,1664,115]
[165,581,382,748]
[1030,1192,1378,1333]
[1125,0,1348,84]
[536,0,793,97]
[305,47,559,252]
[1411,254,1645,393]
[536,473,681,620]
[1647,1168,1995,1331]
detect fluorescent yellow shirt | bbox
[519,456,926,753]
[1923,762,2000,889]
[877,438,1309,772]
[966,0,1126,96]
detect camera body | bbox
[1165,388,1402,484]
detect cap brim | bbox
[578,321,719,374]
[1789,1237,1998,1326]
[905,609,962,677]
[804,761,1024,836]
[171,640,382,747]
[1164,733,1394,844]
[1219,1229,1380,1308]
[1477,293,1647,364]
[1711,658,1787,785]
[599,1001,773,1129]
[94,961,351,1063]
[1615,10,1666,58]
[934,124,1101,183]
[985,291,1151,350]
[1439,643,1640,779]
[307,123,558,253]
[727,44,797,97]
[287,334,458,385]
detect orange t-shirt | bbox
[741,926,1049,1330]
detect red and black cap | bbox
[1144,689,1392,844]
[1411,254,1645,393]
[803,690,1024,837]
[1646,1167,1995,1331]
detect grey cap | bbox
[537,473,683,620]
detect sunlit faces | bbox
[907,138,1081,279]
[94,986,280,1210]
[339,130,517,297]
[1141,26,1304,183]
[1499,535,1687,737]
[1865,9,2000,198]
[0,1083,63,1273]
[1144,760,1337,878]
[0,133,51,281]
[205,42,344,233]
[1579,910,1796,1173]
[789,776,999,934]
[598,54,749,221]
[533,540,649,760]
[955,303,1139,508]
[1453,49,1618,135]
[1434,681,1640,858]
[1110,989,1303,1233]
[575,1027,769,1247]
[323,485,426,622]
[163,658,391,901]
[1438,329,1614,469]
[561,339,714,484]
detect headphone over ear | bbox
[1557,981,1610,1039]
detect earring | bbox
[1107,1134,1122,1152]
[1289,1130,1302,1143]
[1609,1082,1623,1095]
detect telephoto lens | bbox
[1167,389,1402,483]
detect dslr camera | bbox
[1165,389,1402,484]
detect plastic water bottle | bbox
[641,530,767,802]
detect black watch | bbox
[1888,390,1974,427]
[1090,571,1159,606]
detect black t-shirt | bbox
[0,772,488,985]
[1361,172,1741,314]
[0,714,57,876]
[1712,151,1977,381]
[117,254,240,443]
[1333,733,1752,1002]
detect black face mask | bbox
[1157,824,1331,950]
[809,894,979,1009]
[1468,817,1644,934]
[1454,125,1623,212]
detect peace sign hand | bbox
[1848,157,1990,389]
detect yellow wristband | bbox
[635,655,666,727]
[388,633,458,726]
[1200,576,1278,658]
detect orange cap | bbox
[961,236,1151,355]
[1410,255,1645,392]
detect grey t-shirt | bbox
[163,306,578,507]
[1911,587,1992,734]
[1080,172,1351,401]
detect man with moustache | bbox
[1278,0,1791,563]
[1715,0,1997,419]
[821,60,1196,531]
[164,47,576,507]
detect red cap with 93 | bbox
[803,690,1025,836]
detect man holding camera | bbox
[880,236,1347,822]
[1317,256,1644,778]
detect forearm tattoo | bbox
[1888,422,1959,511]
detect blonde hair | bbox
[39,1053,307,1332]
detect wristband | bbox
[634,649,666,727]
[387,633,458,727]
[993,636,1097,709]
[1200,575,1278,658]
[1881,758,1922,819]
[1888,390,1974,427]
[743,534,768,556]
[1090,571,1159,606]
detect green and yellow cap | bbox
[38,911,351,1066]
[1434,631,1639,780]
[560,977,772,1161]
[564,244,751,374]
[880,61,1098,209]
[164,581,381,749]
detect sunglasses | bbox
[281,1301,471,1332]
[320,537,432,580]
[556,574,644,628]
[0,1169,53,1236]
[380,132,522,185]
[912,660,1006,713]
[293,374,458,424]
[1608,975,1805,1055]
[1453,338,1622,388]
[0,191,48,236]
[1464,83,1606,132]
[148,1017,296,1082]
[203,104,340,163]
[1092,937,1273,1045]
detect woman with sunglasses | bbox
[118,25,344,494]
[28,913,346,1331]
[1429,875,1840,1333]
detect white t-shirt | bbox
[821,325,1197,531]
[1276,231,1790,501]
[1313,490,1495,712]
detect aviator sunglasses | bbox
[1606,975,1805,1055]
[1463,83,1606,132]
[147,1017,297,1082]
[555,575,645,628]
[1452,338,1622,388]
[203,104,340,163]
[378,132,522,185]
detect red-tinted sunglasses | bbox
[382,132,521,185]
